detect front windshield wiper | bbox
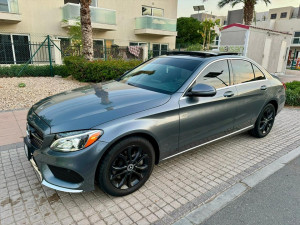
[127,82,138,87]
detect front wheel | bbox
[97,136,155,196]
[250,103,276,138]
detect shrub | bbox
[285,81,300,106]
[0,64,69,77]
[63,56,142,82]
[186,43,203,51]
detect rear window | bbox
[231,60,255,84]
[119,57,202,94]
[252,64,266,81]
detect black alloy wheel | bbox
[250,103,276,138]
[98,136,155,196]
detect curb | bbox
[173,146,300,225]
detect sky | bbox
[177,0,300,17]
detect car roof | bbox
[162,51,242,61]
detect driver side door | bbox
[178,59,238,152]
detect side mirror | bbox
[186,83,216,97]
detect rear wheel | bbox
[98,136,155,196]
[250,103,276,138]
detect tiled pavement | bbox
[0,110,28,146]
[0,108,300,225]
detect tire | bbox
[250,103,276,138]
[97,136,155,196]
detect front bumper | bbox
[24,135,109,193]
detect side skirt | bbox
[161,125,254,161]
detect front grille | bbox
[27,123,44,149]
[48,165,84,184]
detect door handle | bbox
[261,85,268,90]
[223,91,234,98]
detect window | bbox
[0,34,30,64]
[129,42,147,46]
[231,60,255,84]
[119,57,202,94]
[93,40,104,58]
[252,64,265,81]
[197,60,230,89]
[293,32,300,44]
[64,0,97,7]
[142,6,164,17]
[0,0,9,12]
[152,44,168,57]
[280,12,287,18]
[58,38,71,55]
[270,13,277,19]
[152,8,163,17]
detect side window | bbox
[252,64,266,80]
[231,60,255,84]
[197,60,230,89]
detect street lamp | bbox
[193,5,205,21]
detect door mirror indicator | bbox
[186,83,216,97]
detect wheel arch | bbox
[267,99,278,114]
[94,131,161,183]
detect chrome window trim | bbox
[180,57,268,99]
[162,125,254,161]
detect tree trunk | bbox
[243,0,255,25]
[80,0,93,61]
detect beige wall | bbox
[1,0,178,49]
[247,28,292,73]
[269,7,294,20]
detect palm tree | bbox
[80,0,93,61]
[218,0,271,25]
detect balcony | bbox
[0,0,21,23]
[61,3,116,31]
[291,37,300,46]
[135,16,177,36]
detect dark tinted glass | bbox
[119,57,202,94]
[252,64,265,80]
[197,60,230,89]
[271,13,277,19]
[13,35,30,64]
[231,60,255,84]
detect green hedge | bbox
[0,64,69,77]
[285,81,300,106]
[63,56,142,82]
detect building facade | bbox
[0,0,178,64]
[253,6,300,67]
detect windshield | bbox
[118,57,202,94]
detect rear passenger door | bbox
[230,59,268,130]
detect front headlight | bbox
[50,130,103,152]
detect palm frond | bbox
[231,0,243,8]
[262,0,271,6]
[218,0,235,8]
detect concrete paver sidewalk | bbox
[0,110,28,146]
[0,108,299,225]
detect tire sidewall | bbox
[255,104,275,138]
[98,137,155,196]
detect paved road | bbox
[202,155,300,225]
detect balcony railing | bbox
[0,0,19,14]
[62,3,116,25]
[135,16,177,32]
[292,37,300,45]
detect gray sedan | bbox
[24,52,286,196]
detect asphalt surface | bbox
[202,155,300,225]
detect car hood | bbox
[32,81,170,133]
